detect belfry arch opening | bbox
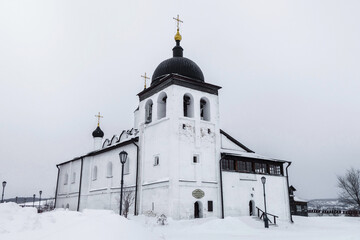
[183,94,194,118]
[200,97,210,121]
[145,99,153,124]
[157,92,167,119]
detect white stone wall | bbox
[56,160,81,210]
[56,143,138,214]
[222,171,291,221]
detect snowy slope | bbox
[308,198,353,210]
[1,203,359,240]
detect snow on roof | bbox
[221,150,288,163]
[294,196,308,203]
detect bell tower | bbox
[136,16,222,219]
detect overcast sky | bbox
[1,0,359,200]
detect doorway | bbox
[194,201,203,218]
[249,200,255,216]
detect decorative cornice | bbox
[138,74,221,101]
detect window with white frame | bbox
[124,158,130,174]
[64,173,68,185]
[154,156,160,166]
[107,161,113,177]
[92,166,98,180]
[71,172,76,184]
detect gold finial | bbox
[95,112,103,127]
[173,14,183,41]
[141,72,150,89]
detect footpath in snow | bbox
[1,203,359,240]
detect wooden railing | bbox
[256,207,279,225]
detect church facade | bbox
[55,26,292,221]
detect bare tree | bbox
[121,190,135,218]
[337,168,360,209]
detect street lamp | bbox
[1,181,7,203]
[33,194,36,207]
[119,150,128,216]
[39,190,42,209]
[261,176,269,228]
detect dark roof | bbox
[138,74,221,101]
[152,57,204,85]
[151,39,204,86]
[92,126,104,138]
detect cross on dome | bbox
[173,14,183,30]
[95,112,103,127]
[141,72,150,89]
[173,15,183,41]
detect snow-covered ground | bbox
[1,203,359,240]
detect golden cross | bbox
[141,72,150,89]
[173,14,183,30]
[95,112,103,127]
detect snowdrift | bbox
[1,203,359,240]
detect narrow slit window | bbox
[193,155,199,163]
[154,156,159,166]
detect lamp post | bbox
[33,194,36,207]
[119,150,128,216]
[39,190,42,209]
[1,181,7,203]
[261,176,269,228]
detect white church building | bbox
[55,24,293,221]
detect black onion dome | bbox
[92,126,104,138]
[151,39,204,86]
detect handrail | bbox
[256,207,279,225]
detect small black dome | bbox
[92,126,104,138]
[151,40,204,86]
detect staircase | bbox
[255,207,279,226]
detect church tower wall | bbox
[138,82,222,219]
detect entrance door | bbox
[194,202,200,218]
[249,201,254,216]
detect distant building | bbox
[54,22,293,221]
[289,185,308,216]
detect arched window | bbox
[107,162,113,177]
[92,166,98,181]
[183,94,194,118]
[145,99,153,124]
[71,172,76,184]
[66,203,69,209]
[157,92,167,119]
[200,97,210,121]
[124,157,130,175]
[64,173,68,185]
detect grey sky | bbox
[1,0,359,200]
